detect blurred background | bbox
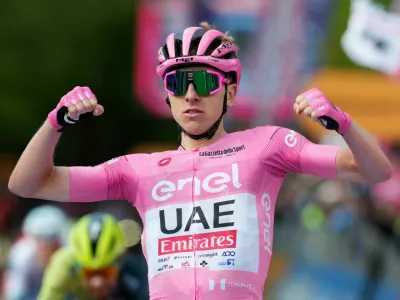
[1,0,400,299]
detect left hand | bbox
[294,88,352,135]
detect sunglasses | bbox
[81,266,119,279]
[164,69,231,97]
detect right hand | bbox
[48,86,104,131]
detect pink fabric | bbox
[48,86,96,130]
[302,88,352,134]
[68,126,340,300]
[261,127,339,179]
[69,156,138,204]
[301,144,340,179]
[69,165,108,202]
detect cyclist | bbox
[3,205,70,300]
[38,212,149,300]
[8,21,392,300]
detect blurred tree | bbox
[0,0,176,165]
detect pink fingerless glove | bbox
[304,88,352,135]
[48,86,96,132]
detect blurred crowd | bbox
[0,198,149,300]
[1,0,400,299]
[0,129,399,299]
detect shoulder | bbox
[123,149,182,173]
[39,248,81,299]
[48,247,76,268]
[229,125,301,148]
[104,148,181,168]
[232,125,288,140]
[43,248,78,286]
[250,125,307,147]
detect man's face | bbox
[166,66,237,136]
[82,267,119,299]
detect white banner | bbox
[341,0,400,77]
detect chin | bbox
[181,123,209,136]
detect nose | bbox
[88,275,106,288]
[185,83,199,103]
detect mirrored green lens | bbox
[166,70,220,96]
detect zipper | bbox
[191,149,198,300]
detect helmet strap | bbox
[166,85,228,141]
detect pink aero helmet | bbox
[156,25,242,87]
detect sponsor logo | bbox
[218,259,235,266]
[284,130,297,147]
[159,199,235,234]
[199,145,245,158]
[158,230,237,255]
[216,42,234,54]
[173,255,192,260]
[217,42,233,54]
[261,194,273,255]
[181,261,190,268]
[152,163,241,201]
[197,252,218,258]
[146,194,260,277]
[200,261,208,267]
[222,251,235,257]
[209,279,251,291]
[158,158,171,166]
[157,199,238,257]
[158,257,170,263]
[176,57,194,63]
[157,264,173,272]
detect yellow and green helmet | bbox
[70,213,126,269]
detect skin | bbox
[167,66,237,150]
[293,95,392,182]
[83,274,118,299]
[36,239,60,266]
[8,66,392,202]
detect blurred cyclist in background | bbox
[3,205,70,300]
[38,212,149,300]
[8,21,392,299]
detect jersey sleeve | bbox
[37,249,74,300]
[260,126,340,179]
[69,155,139,205]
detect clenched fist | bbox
[48,86,104,132]
[294,88,352,135]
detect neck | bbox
[180,124,226,150]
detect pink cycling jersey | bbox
[69,126,340,300]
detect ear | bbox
[226,84,237,108]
